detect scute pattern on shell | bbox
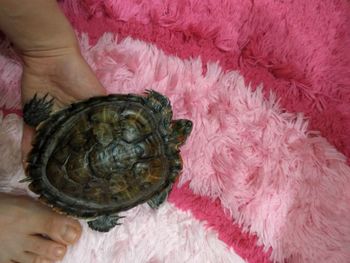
[25,92,191,218]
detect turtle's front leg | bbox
[87,214,124,232]
[23,93,54,127]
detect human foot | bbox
[0,193,82,263]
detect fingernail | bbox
[41,259,52,263]
[62,225,78,243]
[54,246,65,257]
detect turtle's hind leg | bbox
[87,214,124,232]
[147,184,173,209]
[23,93,54,127]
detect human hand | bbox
[21,47,106,159]
[0,1,106,262]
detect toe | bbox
[12,251,53,263]
[24,235,66,261]
[8,194,82,245]
[35,212,82,245]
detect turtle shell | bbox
[25,91,192,219]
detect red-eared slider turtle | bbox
[21,90,192,232]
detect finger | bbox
[24,235,66,261]
[21,123,35,165]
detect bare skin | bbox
[0,193,81,263]
[0,0,106,262]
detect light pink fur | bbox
[0,39,22,109]
[1,3,349,261]
[1,34,350,262]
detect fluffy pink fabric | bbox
[0,39,22,109]
[1,33,350,262]
[1,0,350,262]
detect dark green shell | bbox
[25,91,192,218]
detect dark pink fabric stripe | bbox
[1,108,22,117]
[169,182,272,263]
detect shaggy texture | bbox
[1,0,350,262]
[1,33,350,263]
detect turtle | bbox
[21,90,192,232]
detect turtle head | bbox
[169,119,193,148]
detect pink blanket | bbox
[1,1,350,262]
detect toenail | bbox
[54,246,65,257]
[62,225,78,243]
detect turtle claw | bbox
[23,93,54,127]
[19,177,32,183]
[87,214,124,232]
